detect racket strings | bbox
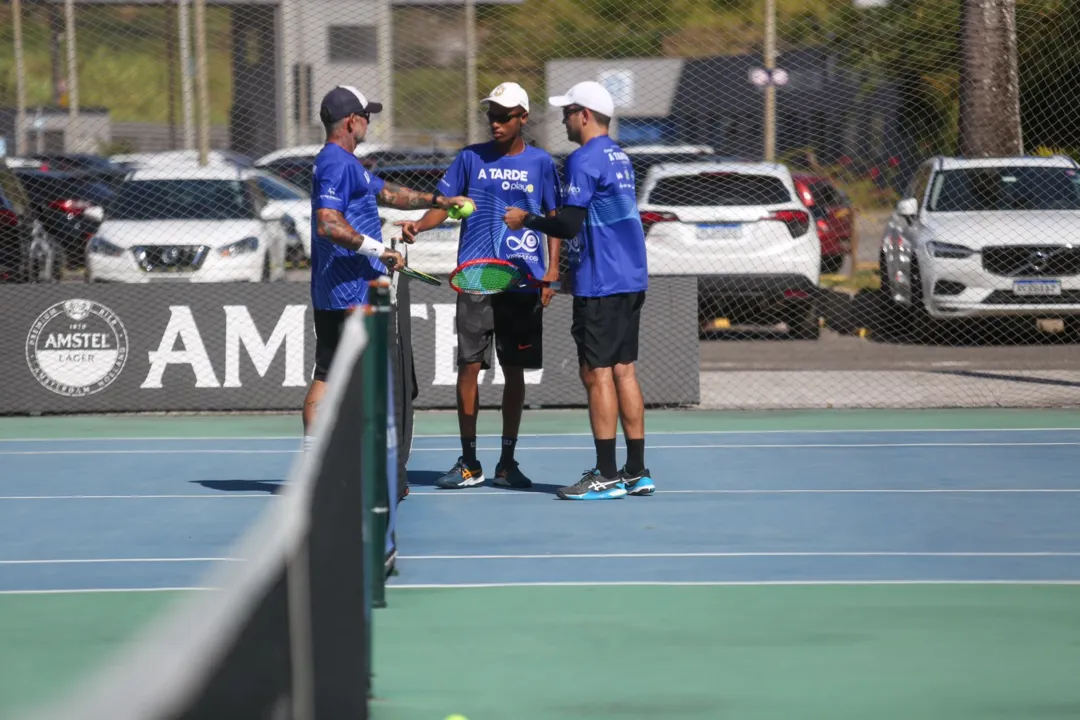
[451,262,522,293]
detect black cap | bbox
[319,85,383,124]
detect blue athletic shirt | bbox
[562,135,648,297]
[438,142,561,289]
[309,143,387,310]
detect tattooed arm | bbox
[315,208,403,267]
[377,181,472,212]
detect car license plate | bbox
[1013,279,1062,296]
[697,223,742,239]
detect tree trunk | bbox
[958,0,1023,157]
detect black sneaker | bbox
[493,459,533,489]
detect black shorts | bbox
[457,291,544,370]
[313,308,349,382]
[571,291,646,369]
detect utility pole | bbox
[763,0,777,162]
[179,0,196,149]
[464,0,480,145]
[64,0,79,151]
[12,0,27,156]
[194,0,210,165]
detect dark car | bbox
[0,161,39,282]
[792,173,855,274]
[12,168,115,272]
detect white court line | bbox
[387,580,1080,589]
[8,440,1080,457]
[410,441,1080,452]
[6,489,1080,500]
[406,488,1080,496]
[0,494,274,500]
[0,449,297,456]
[6,426,1080,443]
[4,580,1080,595]
[0,494,273,500]
[399,551,1080,560]
[0,558,239,565]
[0,587,214,596]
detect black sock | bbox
[625,439,645,476]
[461,437,478,465]
[595,438,618,479]
[500,437,517,464]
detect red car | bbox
[792,174,854,274]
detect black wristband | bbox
[430,189,443,208]
[523,212,541,229]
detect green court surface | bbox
[371,585,1080,720]
[0,592,187,718]
[4,408,1080,718]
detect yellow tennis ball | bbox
[444,715,469,720]
[450,201,475,220]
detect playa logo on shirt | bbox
[478,167,533,193]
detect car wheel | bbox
[788,298,821,340]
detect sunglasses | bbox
[487,110,526,124]
[561,106,585,120]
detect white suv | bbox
[638,161,822,338]
[879,155,1080,337]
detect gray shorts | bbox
[456,291,544,370]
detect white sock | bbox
[303,435,315,453]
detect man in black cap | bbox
[302,85,472,452]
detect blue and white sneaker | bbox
[620,467,655,496]
[556,470,627,500]
[434,456,485,489]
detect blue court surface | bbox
[4,414,1080,719]
[3,424,1080,592]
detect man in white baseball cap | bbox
[481,81,531,114]
[503,79,654,501]
[395,80,562,492]
[547,80,615,125]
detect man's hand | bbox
[504,207,528,230]
[394,220,420,244]
[540,269,559,307]
[437,195,473,212]
[380,248,405,271]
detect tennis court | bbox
[3,408,1080,719]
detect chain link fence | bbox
[2,0,1080,412]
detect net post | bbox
[362,278,392,612]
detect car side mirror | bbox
[83,205,105,223]
[896,198,918,219]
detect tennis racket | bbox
[449,258,560,296]
[385,256,442,286]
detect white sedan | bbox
[86,165,289,283]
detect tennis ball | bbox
[444,715,469,720]
[449,201,475,220]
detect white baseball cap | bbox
[548,81,615,117]
[482,82,530,113]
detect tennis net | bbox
[23,282,399,720]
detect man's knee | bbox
[580,363,613,388]
[613,362,637,382]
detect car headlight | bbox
[219,236,260,257]
[926,241,975,259]
[87,236,125,257]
